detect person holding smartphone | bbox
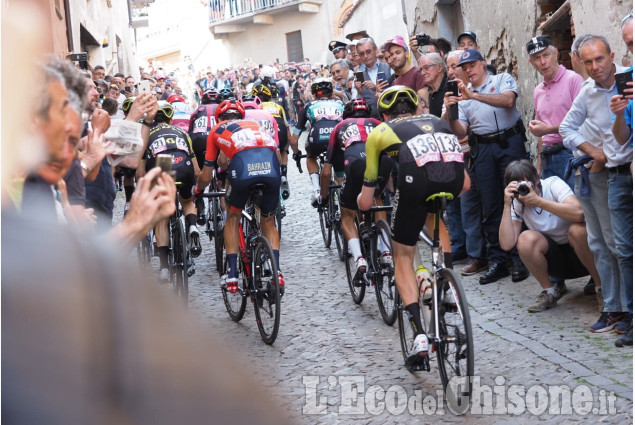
[353,37,393,118]
[381,35,428,104]
[610,13,633,148]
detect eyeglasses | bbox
[622,12,633,26]
[419,63,438,72]
[378,87,418,110]
[358,49,375,57]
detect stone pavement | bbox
[117,159,633,424]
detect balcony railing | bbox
[208,0,297,24]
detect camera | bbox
[416,33,432,46]
[69,52,88,70]
[516,181,532,196]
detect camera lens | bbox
[518,184,530,196]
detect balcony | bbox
[209,0,321,34]
[129,0,156,28]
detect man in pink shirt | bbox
[527,35,584,189]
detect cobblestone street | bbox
[120,160,633,424]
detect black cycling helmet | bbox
[202,88,220,104]
[377,85,418,115]
[218,87,234,100]
[122,96,136,115]
[311,77,333,97]
[343,98,371,119]
[251,83,272,101]
[154,100,174,123]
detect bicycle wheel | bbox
[373,220,397,325]
[319,205,332,248]
[170,217,189,305]
[252,236,281,344]
[435,268,474,414]
[344,232,365,304]
[211,197,225,272]
[221,250,247,322]
[330,196,344,261]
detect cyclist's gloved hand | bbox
[293,150,303,173]
[191,185,203,200]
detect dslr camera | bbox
[515,181,533,197]
[415,33,432,46]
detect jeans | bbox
[446,197,466,256]
[607,170,633,313]
[542,148,575,190]
[575,170,623,312]
[471,134,526,263]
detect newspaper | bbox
[104,119,144,166]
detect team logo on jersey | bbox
[489,86,497,93]
[421,124,433,131]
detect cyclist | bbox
[357,86,470,366]
[320,98,390,277]
[167,93,193,133]
[242,93,279,143]
[192,99,284,295]
[290,77,345,206]
[140,101,202,281]
[188,88,222,224]
[252,83,292,199]
[119,96,140,214]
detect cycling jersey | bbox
[262,101,289,152]
[171,101,194,132]
[244,109,279,144]
[364,114,465,245]
[204,119,278,167]
[293,98,344,147]
[188,104,218,169]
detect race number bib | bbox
[406,133,463,167]
[192,116,208,134]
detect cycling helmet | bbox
[251,84,272,101]
[343,98,371,119]
[218,88,234,100]
[310,77,333,97]
[122,96,136,115]
[167,93,185,104]
[155,100,174,123]
[214,98,245,122]
[201,88,220,104]
[377,85,418,115]
[240,94,263,109]
[260,65,276,79]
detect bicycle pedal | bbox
[406,352,431,372]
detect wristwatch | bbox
[80,161,90,174]
[141,119,153,127]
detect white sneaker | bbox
[158,268,169,283]
[410,333,429,355]
[355,256,367,276]
[380,251,392,266]
[311,191,321,208]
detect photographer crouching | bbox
[499,160,601,313]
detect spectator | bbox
[418,52,449,117]
[560,34,632,339]
[92,64,105,80]
[329,40,348,60]
[354,37,393,117]
[381,35,427,101]
[527,35,583,190]
[610,13,633,148]
[457,31,479,50]
[330,59,353,101]
[443,49,530,285]
[499,160,600,312]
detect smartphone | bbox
[446,80,459,120]
[138,80,151,95]
[615,71,633,97]
[377,72,387,83]
[152,154,173,188]
[354,71,365,82]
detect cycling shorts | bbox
[189,132,208,170]
[226,147,281,216]
[146,150,196,199]
[340,148,390,210]
[306,121,336,158]
[391,160,464,246]
[275,117,289,153]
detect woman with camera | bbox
[499,160,600,313]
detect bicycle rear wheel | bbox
[170,217,189,305]
[319,206,332,248]
[252,236,281,344]
[211,197,225,272]
[221,251,247,322]
[435,268,474,414]
[373,220,397,326]
[344,233,365,304]
[330,196,344,261]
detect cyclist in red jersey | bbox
[193,99,284,294]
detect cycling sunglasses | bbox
[378,87,418,110]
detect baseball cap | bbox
[457,31,478,45]
[345,29,369,41]
[383,35,409,52]
[329,40,348,53]
[526,35,553,55]
[458,49,484,65]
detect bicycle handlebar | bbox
[200,191,226,198]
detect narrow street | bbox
[119,158,633,424]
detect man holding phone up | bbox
[353,37,393,118]
[381,35,427,103]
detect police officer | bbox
[444,49,529,285]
